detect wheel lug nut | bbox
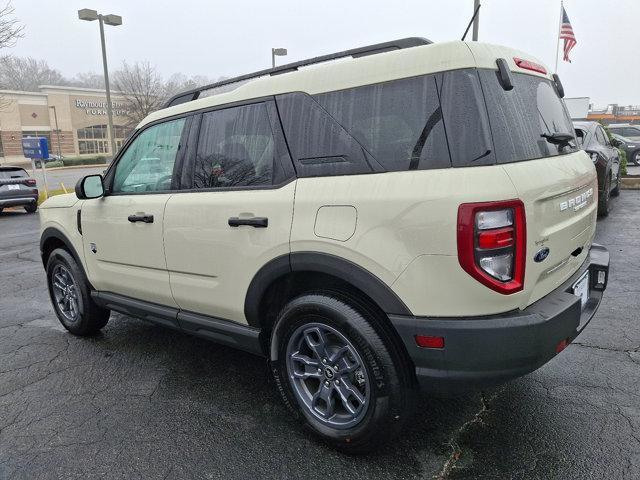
[334,380,340,385]
[324,380,330,387]
[322,358,327,364]
[317,368,322,374]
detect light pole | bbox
[472,0,480,41]
[48,106,62,159]
[78,8,122,158]
[271,47,287,68]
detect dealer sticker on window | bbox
[572,271,589,308]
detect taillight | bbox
[513,57,547,75]
[25,178,37,187]
[457,200,526,294]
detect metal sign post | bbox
[21,137,50,198]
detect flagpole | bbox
[554,0,563,72]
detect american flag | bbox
[559,6,577,62]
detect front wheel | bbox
[271,293,414,453]
[46,248,110,335]
[634,151,640,166]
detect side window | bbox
[314,75,450,171]
[439,69,495,167]
[112,118,186,193]
[625,127,640,137]
[276,92,376,177]
[193,103,275,189]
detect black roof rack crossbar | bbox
[165,37,432,108]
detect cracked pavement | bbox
[0,191,639,479]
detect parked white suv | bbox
[40,38,609,453]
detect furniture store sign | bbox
[75,99,129,117]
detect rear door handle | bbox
[228,217,268,228]
[128,214,154,223]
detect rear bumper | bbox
[0,194,38,208]
[390,244,610,393]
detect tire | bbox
[24,203,37,214]
[634,151,640,166]
[611,172,620,197]
[271,292,415,454]
[46,248,110,335]
[598,174,611,217]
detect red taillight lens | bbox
[513,57,547,75]
[457,200,526,295]
[25,178,37,187]
[477,227,514,249]
[415,335,445,349]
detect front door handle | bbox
[228,217,268,228]
[128,214,154,223]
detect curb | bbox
[621,177,640,190]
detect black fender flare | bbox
[244,251,412,329]
[40,227,90,285]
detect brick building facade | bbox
[0,85,132,163]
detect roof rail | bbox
[165,37,432,108]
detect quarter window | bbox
[193,103,275,189]
[314,74,450,171]
[112,118,186,193]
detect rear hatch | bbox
[0,168,37,199]
[474,53,598,307]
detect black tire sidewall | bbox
[272,294,408,452]
[46,248,106,335]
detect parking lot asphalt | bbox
[0,192,639,480]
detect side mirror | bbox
[611,138,622,147]
[75,174,104,199]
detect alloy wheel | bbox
[51,264,80,323]
[286,322,370,429]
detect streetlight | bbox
[48,106,62,159]
[78,8,122,158]
[271,47,287,68]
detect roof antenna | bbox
[461,2,481,41]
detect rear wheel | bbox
[634,151,640,166]
[598,175,611,217]
[24,203,37,214]
[271,293,414,453]
[611,172,621,197]
[46,248,110,335]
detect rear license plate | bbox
[7,184,19,190]
[573,271,589,308]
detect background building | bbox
[0,85,132,164]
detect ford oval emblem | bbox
[534,247,550,263]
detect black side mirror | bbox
[611,138,622,147]
[75,174,104,199]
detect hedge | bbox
[62,155,108,167]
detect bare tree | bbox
[0,55,66,91]
[69,72,105,89]
[0,2,22,49]
[113,61,166,126]
[0,1,23,109]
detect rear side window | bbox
[479,70,577,163]
[624,127,640,137]
[437,69,495,167]
[314,74,450,171]
[194,103,275,188]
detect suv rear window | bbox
[479,70,577,163]
[0,168,28,179]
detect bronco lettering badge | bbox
[560,188,593,212]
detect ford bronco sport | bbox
[40,38,610,453]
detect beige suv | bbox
[40,38,610,453]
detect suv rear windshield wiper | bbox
[540,132,574,146]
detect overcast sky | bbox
[4,0,637,107]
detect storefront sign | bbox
[75,99,129,117]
